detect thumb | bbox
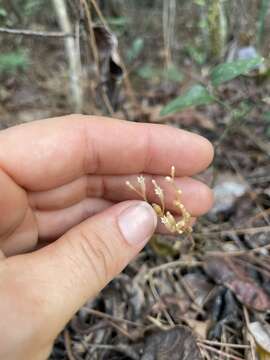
[9,200,157,332]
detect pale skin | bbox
[0,114,214,359]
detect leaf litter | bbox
[1,5,270,360]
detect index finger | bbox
[0,115,213,191]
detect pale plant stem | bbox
[80,0,99,75]
[198,343,245,360]
[148,274,175,327]
[52,0,82,112]
[148,260,203,275]
[82,308,143,327]
[243,307,256,360]
[0,27,72,37]
[195,225,270,237]
[199,339,250,349]
[80,0,115,114]
[64,329,76,360]
[162,0,176,68]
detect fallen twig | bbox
[199,339,250,349]
[0,27,73,38]
[149,260,202,274]
[82,308,143,327]
[198,343,245,360]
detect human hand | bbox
[0,115,213,359]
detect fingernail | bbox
[118,202,157,246]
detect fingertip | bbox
[195,181,214,215]
[174,177,214,217]
[168,127,214,176]
[192,133,214,173]
[202,136,215,169]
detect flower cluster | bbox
[126,166,192,235]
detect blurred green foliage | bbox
[258,0,270,45]
[160,57,264,116]
[0,0,48,26]
[210,57,264,86]
[160,84,214,116]
[127,37,144,62]
[185,45,206,65]
[0,6,7,18]
[106,16,129,35]
[0,51,28,73]
[22,0,45,17]
[137,64,183,83]
[263,111,270,137]
[206,0,227,59]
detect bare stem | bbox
[0,27,73,38]
[52,0,83,112]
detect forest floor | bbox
[1,29,270,360]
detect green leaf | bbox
[160,84,214,116]
[210,57,264,86]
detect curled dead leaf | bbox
[93,25,123,110]
[204,255,270,311]
[141,326,202,360]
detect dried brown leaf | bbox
[141,326,202,360]
[204,256,270,311]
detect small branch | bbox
[80,0,99,72]
[243,307,257,360]
[198,339,250,349]
[64,329,77,360]
[196,225,270,237]
[149,260,202,275]
[0,27,73,38]
[199,343,245,360]
[82,308,143,327]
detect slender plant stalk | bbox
[162,0,176,68]
[257,0,270,46]
[52,0,83,112]
[206,0,227,60]
[80,0,99,75]
[0,27,73,38]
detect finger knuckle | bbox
[77,228,114,287]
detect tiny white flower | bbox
[161,216,169,225]
[137,175,145,185]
